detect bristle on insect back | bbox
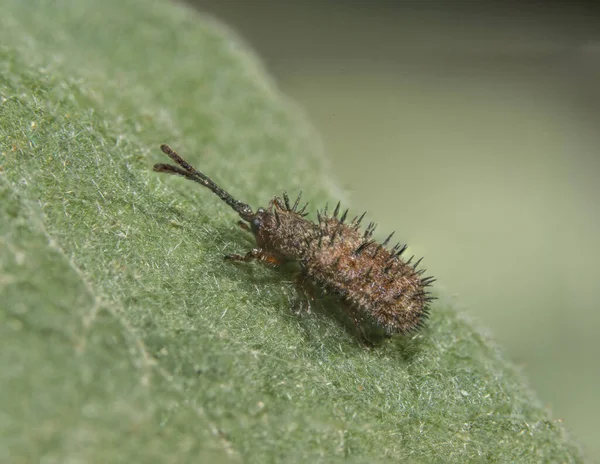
[154,144,436,341]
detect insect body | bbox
[154,145,435,337]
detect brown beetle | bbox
[154,144,435,339]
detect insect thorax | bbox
[251,198,320,262]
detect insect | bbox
[154,144,435,340]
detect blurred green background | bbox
[191,1,600,460]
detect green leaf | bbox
[0,0,584,462]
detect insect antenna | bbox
[154,145,254,220]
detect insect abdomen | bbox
[304,224,430,335]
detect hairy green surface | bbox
[0,0,584,462]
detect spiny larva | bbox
[154,144,435,339]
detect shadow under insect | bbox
[153,144,435,347]
[291,271,393,347]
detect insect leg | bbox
[292,270,316,313]
[236,220,251,232]
[338,301,377,347]
[224,248,283,266]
